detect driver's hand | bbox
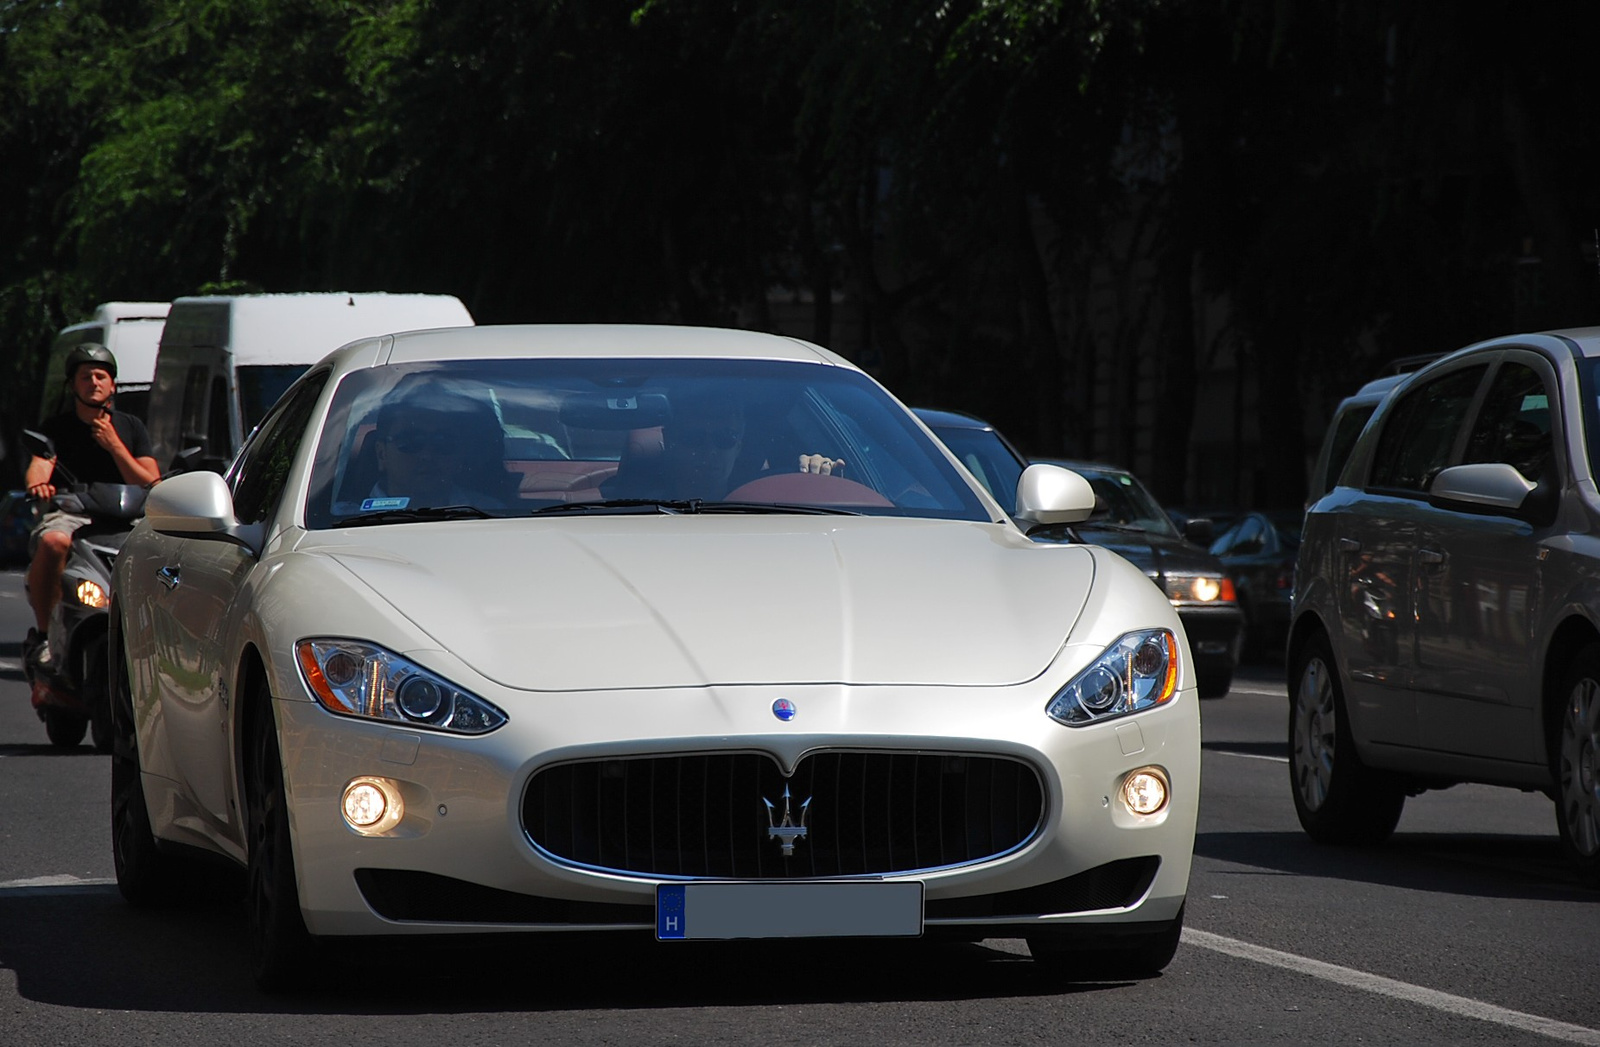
[27,482,55,501]
[798,454,845,476]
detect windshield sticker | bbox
[361,497,410,512]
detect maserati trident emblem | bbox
[763,784,811,856]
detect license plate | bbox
[656,880,923,940]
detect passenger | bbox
[23,344,159,672]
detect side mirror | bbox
[168,445,205,476]
[21,429,56,461]
[1428,462,1534,512]
[1015,463,1096,529]
[1183,516,1215,545]
[145,470,238,536]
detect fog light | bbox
[341,776,404,835]
[75,579,108,609]
[1121,768,1169,816]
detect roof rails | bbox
[1375,351,1446,377]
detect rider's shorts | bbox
[28,510,90,557]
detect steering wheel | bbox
[725,472,894,507]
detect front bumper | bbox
[274,675,1200,940]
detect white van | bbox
[39,302,171,423]
[146,292,474,468]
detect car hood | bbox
[1068,526,1221,582]
[313,517,1095,691]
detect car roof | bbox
[325,324,853,371]
[911,407,996,431]
[1031,457,1132,480]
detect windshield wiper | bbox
[531,499,698,515]
[531,499,862,517]
[693,500,862,516]
[1078,520,1150,534]
[333,505,495,527]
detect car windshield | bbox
[304,358,991,529]
[1075,469,1181,538]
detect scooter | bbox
[20,429,147,752]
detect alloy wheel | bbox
[1559,676,1600,858]
[1292,655,1336,813]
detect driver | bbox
[22,343,159,672]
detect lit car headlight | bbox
[72,578,108,609]
[1162,573,1236,605]
[1047,629,1179,727]
[295,639,507,735]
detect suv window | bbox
[1321,404,1376,494]
[1368,366,1487,492]
[1461,362,1555,483]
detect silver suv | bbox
[1289,328,1600,883]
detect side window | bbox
[1323,404,1375,493]
[1231,516,1265,555]
[1368,366,1487,492]
[180,364,210,450]
[207,375,231,457]
[229,372,329,525]
[1462,362,1555,483]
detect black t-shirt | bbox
[39,408,154,486]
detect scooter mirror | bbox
[21,429,56,461]
[167,445,205,476]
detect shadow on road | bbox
[0,885,1146,1012]
[1195,828,1593,903]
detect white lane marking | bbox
[0,657,19,671]
[0,875,117,892]
[1184,928,1600,1045]
[1231,685,1286,697]
[1211,749,1288,764]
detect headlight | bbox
[1047,629,1179,726]
[72,578,108,609]
[295,639,507,735]
[1163,573,1236,604]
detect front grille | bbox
[523,751,1045,878]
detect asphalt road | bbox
[1,566,1596,1046]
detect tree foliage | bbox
[4,0,1600,505]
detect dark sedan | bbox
[912,409,1243,697]
[1208,509,1302,659]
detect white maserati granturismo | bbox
[110,324,1199,989]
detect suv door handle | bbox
[1338,538,1361,553]
[1418,548,1447,568]
[157,565,181,591]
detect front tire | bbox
[1197,666,1233,699]
[43,707,88,748]
[1288,630,1404,844]
[1553,644,1600,885]
[245,678,314,991]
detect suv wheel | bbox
[1553,644,1600,884]
[1289,631,1405,844]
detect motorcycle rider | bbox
[22,343,159,673]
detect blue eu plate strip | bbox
[657,884,686,939]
